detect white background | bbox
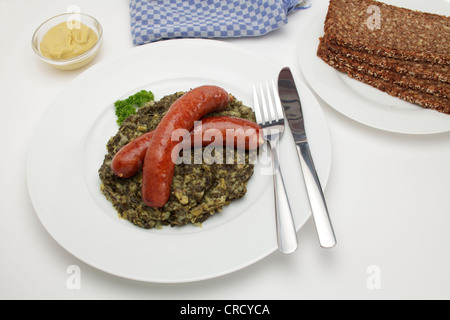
[0,0,449,299]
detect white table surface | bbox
[1,0,449,300]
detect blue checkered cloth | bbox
[130,0,311,45]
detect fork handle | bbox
[270,141,298,254]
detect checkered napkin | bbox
[130,0,311,45]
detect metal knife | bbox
[278,67,337,248]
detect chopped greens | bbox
[100,91,256,229]
[114,90,154,125]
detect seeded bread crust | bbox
[325,42,450,85]
[321,39,450,99]
[317,40,450,114]
[324,0,450,65]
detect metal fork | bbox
[253,80,298,254]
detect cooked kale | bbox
[99,91,257,229]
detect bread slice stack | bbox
[317,0,450,114]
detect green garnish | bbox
[114,90,154,125]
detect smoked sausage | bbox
[110,130,154,178]
[190,116,263,150]
[111,116,262,178]
[142,85,231,207]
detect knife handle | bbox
[296,143,336,248]
[270,140,298,254]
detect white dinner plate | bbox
[27,39,332,283]
[298,0,450,134]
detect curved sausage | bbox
[191,116,263,150]
[110,130,154,178]
[111,116,263,178]
[142,85,231,207]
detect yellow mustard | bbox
[39,21,98,60]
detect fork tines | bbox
[253,80,284,126]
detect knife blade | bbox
[278,67,336,248]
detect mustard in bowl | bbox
[32,13,103,70]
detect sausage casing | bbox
[142,85,231,207]
[111,116,262,178]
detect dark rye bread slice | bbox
[326,42,450,84]
[317,41,450,114]
[321,39,450,99]
[324,0,450,65]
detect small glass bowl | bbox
[32,13,103,71]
